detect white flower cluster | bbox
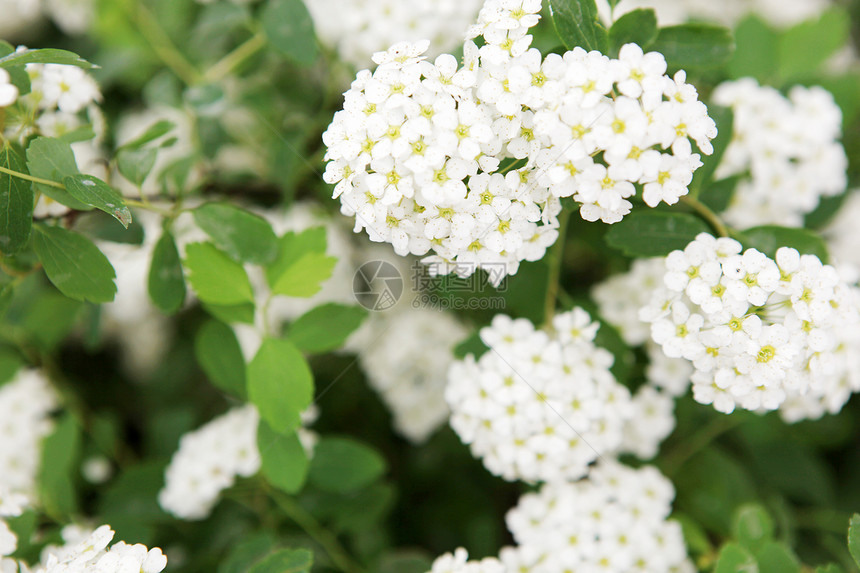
[25,524,166,573]
[641,233,860,416]
[425,548,504,573]
[446,309,634,482]
[352,307,469,443]
[323,0,716,284]
[159,405,262,520]
[0,0,93,38]
[159,404,317,520]
[307,0,483,68]
[0,369,57,506]
[500,461,693,573]
[606,0,831,28]
[712,79,847,229]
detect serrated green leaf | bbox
[194,320,246,398]
[261,0,319,67]
[739,226,829,263]
[148,231,186,314]
[650,24,734,70]
[309,437,387,493]
[38,414,81,520]
[117,147,157,187]
[289,303,366,354]
[608,9,657,56]
[549,0,609,53]
[0,144,33,255]
[605,211,710,257]
[258,421,309,494]
[249,548,312,573]
[184,242,255,305]
[778,8,850,81]
[849,514,860,569]
[755,541,799,573]
[202,302,256,325]
[728,16,778,82]
[57,125,96,144]
[193,203,279,264]
[733,504,775,552]
[248,338,313,434]
[63,174,132,228]
[690,106,733,193]
[714,542,759,573]
[33,225,117,303]
[0,48,96,69]
[266,228,336,298]
[26,137,89,210]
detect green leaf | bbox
[778,8,850,81]
[258,421,309,494]
[0,144,33,255]
[184,242,255,305]
[117,147,157,187]
[849,514,860,569]
[816,565,845,573]
[289,303,366,354]
[308,437,387,493]
[148,230,186,314]
[608,9,657,56]
[755,542,799,573]
[0,283,12,322]
[605,211,710,257]
[63,174,132,228]
[649,24,734,70]
[26,137,89,210]
[261,0,319,67]
[454,331,486,359]
[247,338,313,434]
[714,542,759,573]
[218,532,277,573]
[0,348,23,387]
[249,549,313,573]
[38,414,81,520]
[118,120,176,150]
[690,106,733,193]
[266,228,336,298]
[194,320,246,398]
[33,225,117,303]
[675,514,713,556]
[0,48,96,69]
[732,504,775,552]
[548,0,609,53]
[193,203,279,264]
[739,226,829,263]
[202,302,256,325]
[728,16,778,82]
[57,125,96,144]
[700,176,741,214]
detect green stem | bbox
[0,164,65,189]
[543,209,571,326]
[131,1,202,85]
[269,490,364,573]
[202,33,267,84]
[680,195,730,238]
[661,414,744,477]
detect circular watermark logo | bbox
[353,260,403,311]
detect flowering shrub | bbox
[1,1,860,573]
